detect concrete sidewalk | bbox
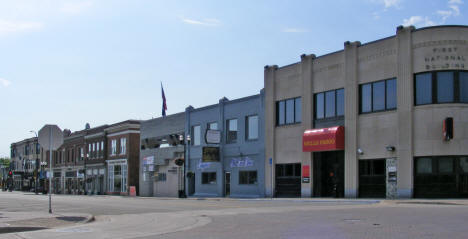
[0,211,93,235]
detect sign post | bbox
[38,125,63,214]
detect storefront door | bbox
[358,159,386,198]
[275,163,301,197]
[313,151,344,197]
[225,172,231,197]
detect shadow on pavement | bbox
[0,227,48,234]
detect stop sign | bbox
[38,125,63,150]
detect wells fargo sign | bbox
[302,126,344,152]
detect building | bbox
[105,120,141,195]
[52,129,86,194]
[10,137,40,191]
[139,113,185,197]
[84,125,108,195]
[185,92,265,198]
[264,25,468,199]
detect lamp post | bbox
[30,130,39,195]
[178,134,191,198]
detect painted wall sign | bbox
[230,157,254,168]
[302,165,310,183]
[197,162,211,170]
[205,130,221,144]
[303,126,345,152]
[143,156,154,165]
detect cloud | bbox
[402,16,435,27]
[60,1,93,15]
[282,28,308,33]
[181,17,221,27]
[382,0,401,8]
[437,0,463,22]
[0,20,43,35]
[0,78,11,87]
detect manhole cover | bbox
[55,227,92,233]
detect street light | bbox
[30,130,39,195]
[178,134,191,198]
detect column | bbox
[300,54,316,197]
[344,41,361,198]
[396,25,415,198]
[264,65,278,197]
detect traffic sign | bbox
[38,125,63,150]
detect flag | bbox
[161,82,167,117]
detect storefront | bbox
[107,159,127,195]
[414,156,468,198]
[186,92,265,198]
[86,166,105,195]
[303,126,345,198]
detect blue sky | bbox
[1,0,466,157]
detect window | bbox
[315,88,344,119]
[35,143,40,154]
[360,78,397,113]
[239,171,257,184]
[192,125,201,146]
[202,172,217,184]
[120,138,126,155]
[415,71,468,105]
[80,148,84,160]
[276,97,301,126]
[416,157,432,174]
[415,73,432,105]
[277,101,285,125]
[460,72,468,103]
[111,140,117,155]
[437,72,454,103]
[208,122,218,130]
[246,115,258,140]
[226,119,238,143]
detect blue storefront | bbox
[185,90,265,198]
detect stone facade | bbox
[264,25,468,198]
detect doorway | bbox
[359,159,386,198]
[275,163,301,197]
[313,151,344,197]
[188,174,195,196]
[225,172,231,197]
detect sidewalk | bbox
[0,211,93,234]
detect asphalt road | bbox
[1,192,468,239]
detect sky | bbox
[1,0,467,157]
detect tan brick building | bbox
[264,25,468,198]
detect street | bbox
[1,192,468,239]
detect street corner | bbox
[0,212,94,235]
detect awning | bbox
[303,126,344,152]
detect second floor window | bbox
[246,115,258,140]
[226,119,238,143]
[208,122,218,130]
[120,138,126,155]
[276,97,301,126]
[360,78,397,113]
[415,71,468,105]
[192,125,201,146]
[315,88,344,119]
[111,140,117,155]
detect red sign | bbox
[303,126,345,152]
[302,165,310,178]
